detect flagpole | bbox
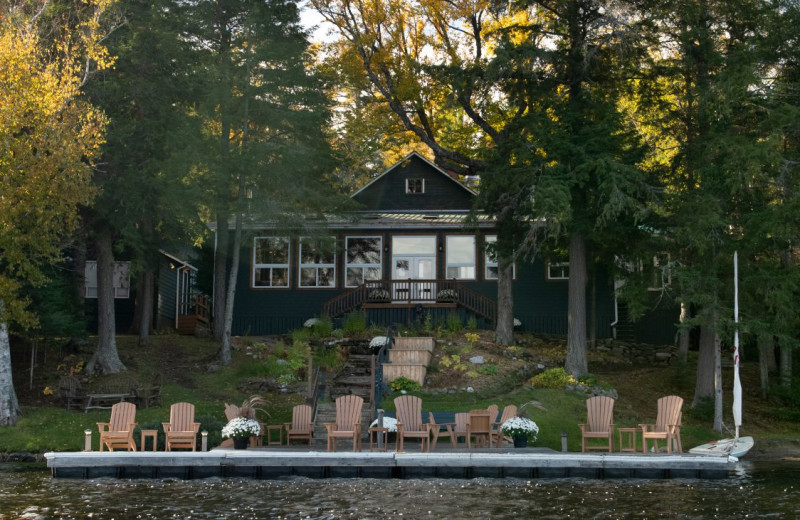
[733,252,742,440]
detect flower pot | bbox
[513,435,528,448]
[233,437,249,450]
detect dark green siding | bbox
[230,230,617,338]
[352,154,474,211]
[157,257,177,329]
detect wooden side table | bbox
[369,427,390,452]
[618,427,639,453]
[140,429,158,451]
[266,424,284,446]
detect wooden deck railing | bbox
[322,280,496,324]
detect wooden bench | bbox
[84,392,132,413]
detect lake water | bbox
[1,461,798,519]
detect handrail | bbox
[372,326,393,420]
[322,279,497,324]
[309,365,326,427]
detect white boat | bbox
[690,436,754,458]
[689,252,754,459]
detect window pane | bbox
[364,267,381,281]
[318,268,335,287]
[300,268,316,286]
[447,236,475,264]
[486,266,498,279]
[347,237,380,264]
[346,267,362,286]
[255,237,288,264]
[254,268,270,286]
[393,236,436,255]
[271,268,288,287]
[301,238,335,264]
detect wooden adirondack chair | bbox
[325,395,363,452]
[284,404,314,445]
[466,409,492,449]
[491,405,518,448]
[451,412,469,448]
[162,402,201,451]
[486,404,499,424]
[579,396,615,452]
[640,395,684,454]
[97,402,137,451]
[394,395,430,452]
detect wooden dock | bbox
[44,448,737,480]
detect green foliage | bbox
[447,312,463,333]
[343,310,367,334]
[389,376,422,393]
[309,317,333,338]
[467,316,478,331]
[688,396,715,422]
[529,367,578,389]
[313,345,344,370]
[478,364,498,376]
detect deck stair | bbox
[313,354,373,445]
[382,337,434,386]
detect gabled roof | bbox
[350,152,477,211]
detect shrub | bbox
[389,376,421,393]
[343,310,367,334]
[529,367,578,389]
[447,312,463,333]
[466,316,478,330]
[310,317,333,338]
[479,364,498,376]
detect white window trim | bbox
[547,261,569,281]
[84,261,130,299]
[445,235,476,280]
[252,236,290,288]
[345,235,383,288]
[298,236,336,288]
[405,178,425,194]
[484,236,515,280]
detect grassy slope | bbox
[1,333,797,454]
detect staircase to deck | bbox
[313,354,374,445]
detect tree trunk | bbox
[72,237,87,312]
[213,214,230,341]
[677,301,690,365]
[589,273,597,350]
[692,320,715,408]
[758,333,774,399]
[780,343,792,389]
[220,214,243,365]
[565,233,588,377]
[713,326,723,432]
[87,229,125,374]
[0,301,21,426]
[494,259,514,346]
[138,267,155,347]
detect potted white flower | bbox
[222,417,262,449]
[500,416,539,448]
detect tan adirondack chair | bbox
[162,402,200,451]
[325,395,363,452]
[579,396,615,452]
[427,412,449,450]
[451,412,469,448]
[486,404,499,424]
[394,395,430,452]
[466,409,492,449]
[491,405,518,448]
[284,404,314,445]
[640,395,684,454]
[97,402,137,452]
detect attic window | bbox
[406,178,424,194]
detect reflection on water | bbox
[1,462,798,519]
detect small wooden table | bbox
[618,427,640,453]
[140,429,158,451]
[369,427,390,452]
[266,424,283,446]
[84,393,131,413]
